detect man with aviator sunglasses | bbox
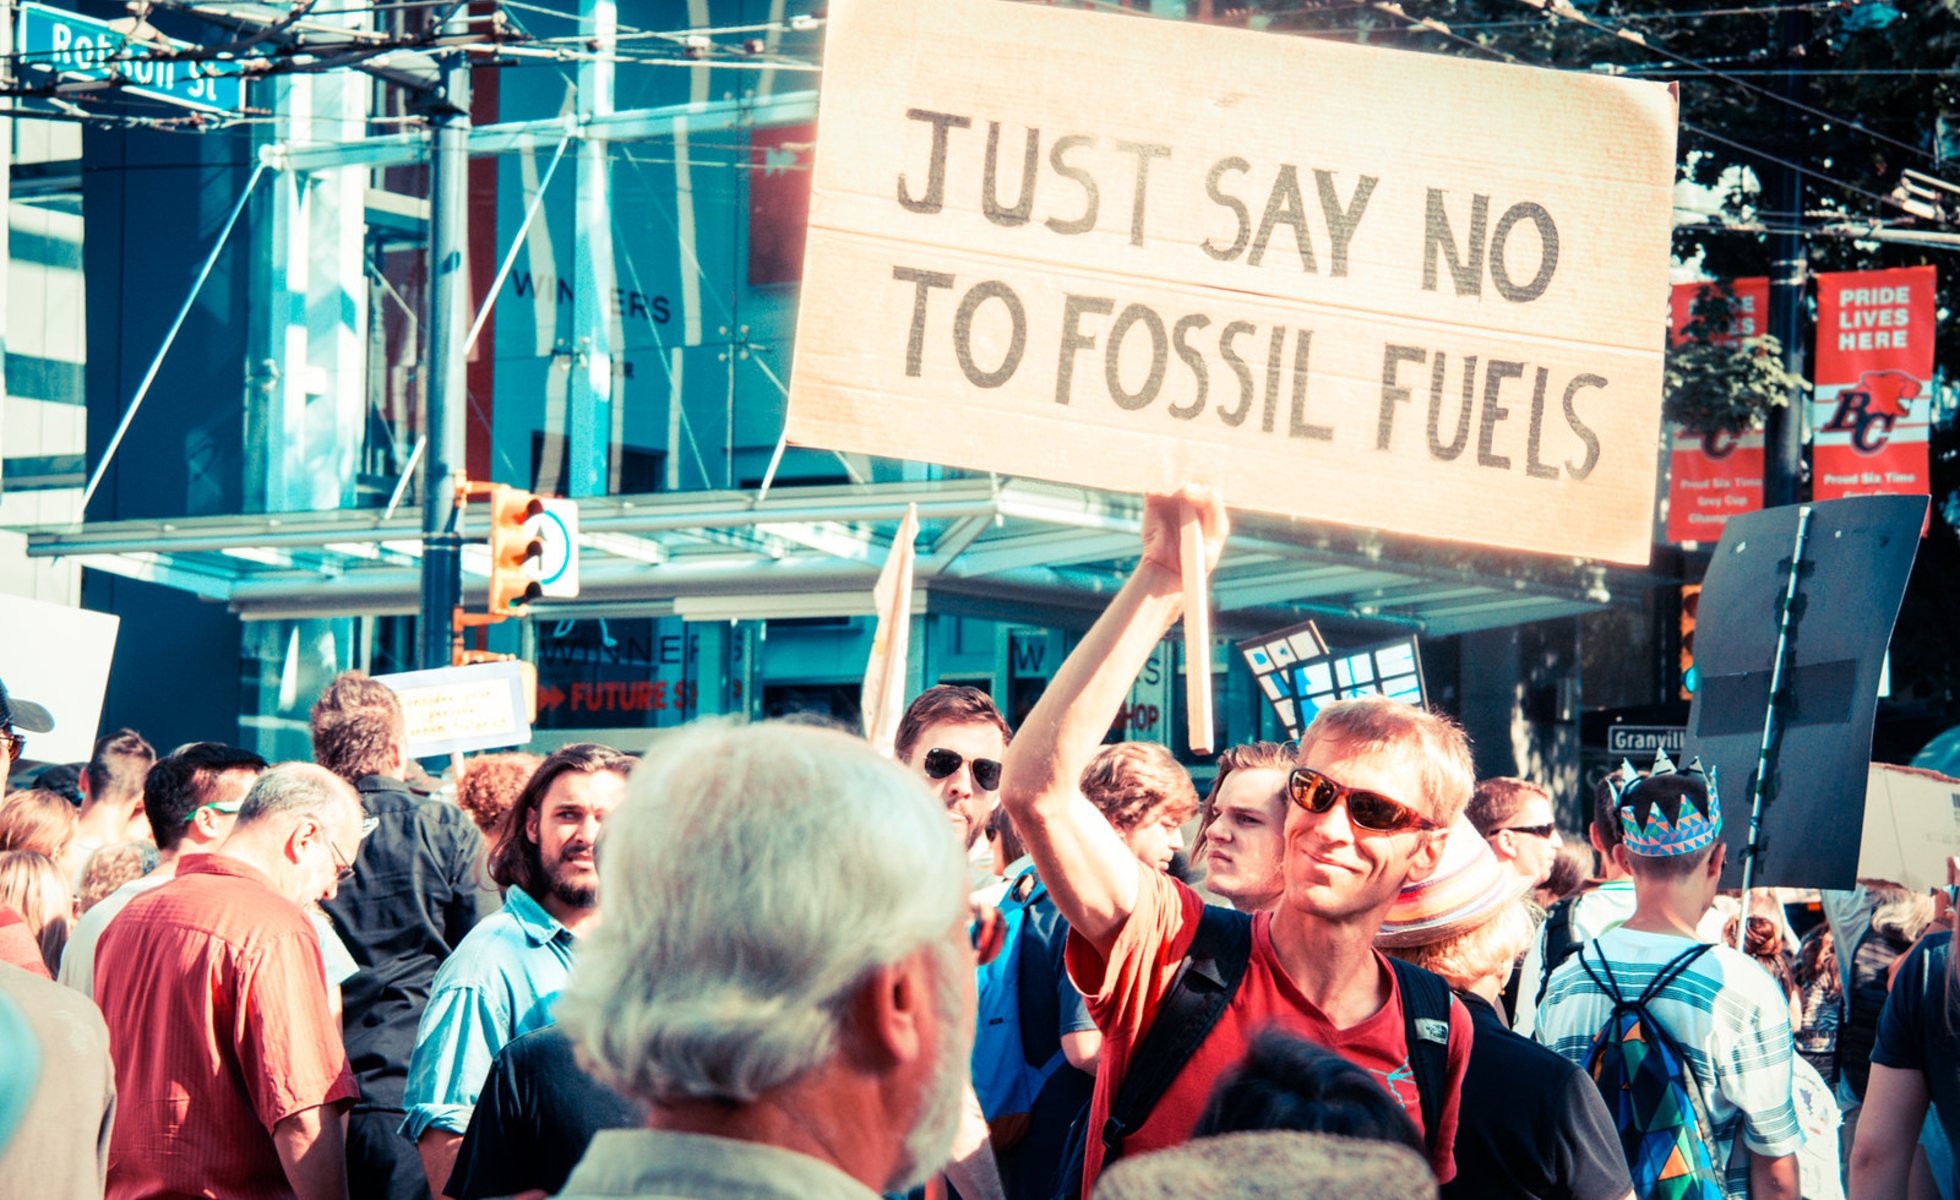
[1000,488,1476,1194]
[897,684,1013,857]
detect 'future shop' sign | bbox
[786,0,1678,564]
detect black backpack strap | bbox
[1637,942,1714,1008]
[1534,896,1580,1008]
[1576,941,1627,1006]
[1387,957,1453,1159]
[1100,905,1255,1160]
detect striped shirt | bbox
[1533,926,1804,1200]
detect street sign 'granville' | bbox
[786,0,1679,564]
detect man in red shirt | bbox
[1000,490,1475,1192]
[95,761,368,1200]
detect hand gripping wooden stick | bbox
[1181,502,1214,756]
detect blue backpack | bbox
[971,866,1069,1148]
[1578,942,1726,1200]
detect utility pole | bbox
[1763,4,1808,509]
[419,3,472,669]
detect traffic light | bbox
[488,484,545,614]
[1678,583,1701,699]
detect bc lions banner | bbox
[1665,278,1767,545]
[1812,266,1936,508]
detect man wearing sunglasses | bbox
[897,684,1013,856]
[1466,776,1565,888]
[1000,489,1476,1194]
[95,762,372,1200]
[0,676,55,790]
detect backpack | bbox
[972,866,1071,1150]
[1050,905,1454,1199]
[1577,942,1726,1200]
[1534,894,1584,1009]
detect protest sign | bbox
[1237,618,1425,738]
[1857,763,1960,893]
[373,661,532,758]
[1686,495,1925,889]
[785,0,1679,565]
[0,594,119,762]
[1665,278,1767,545]
[1812,266,1936,509]
[862,504,919,756]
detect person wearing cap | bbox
[1000,490,1474,1194]
[1532,755,1802,1200]
[0,677,55,788]
[1379,817,1632,1200]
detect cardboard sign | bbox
[1812,266,1936,508]
[0,594,120,763]
[1665,278,1768,544]
[1858,763,1960,893]
[373,661,532,758]
[785,0,1677,565]
[1687,495,1925,889]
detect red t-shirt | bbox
[95,854,358,1200]
[0,907,49,978]
[1065,870,1473,1191]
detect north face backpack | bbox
[1577,942,1725,1200]
[972,866,1070,1149]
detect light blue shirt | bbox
[401,887,576,1142]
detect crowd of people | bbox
[0,488,1955,1200]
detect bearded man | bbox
[401,743,633,1199]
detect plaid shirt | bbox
[1532,927,1805,1200]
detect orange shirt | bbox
[95,853,357,1200]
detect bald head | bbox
[223,763,367,905]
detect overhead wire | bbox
[1366,1,1911,220]
[1505,0,1942,169]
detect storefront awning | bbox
[22,478,1667,636]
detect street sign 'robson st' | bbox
[19,2,244,113]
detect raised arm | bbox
[999,490,1226,954]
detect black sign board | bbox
[1687,495,1925,889]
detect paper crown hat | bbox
[1613,749,1722,857]
[1376,815,1535,949]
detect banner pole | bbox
[1181,502,1214,756]
[1737,503,1813,947]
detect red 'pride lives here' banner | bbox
[1665,278,1767,545]
[1811,266,1936,514]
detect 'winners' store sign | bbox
[1812,266,1936,508]
[785,0,1679,565]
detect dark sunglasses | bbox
[969,905,1005,966]
[1,732,22,762]
[924,747,1002,792]
[1287,766,1441,834]
[1501,823,1558,839]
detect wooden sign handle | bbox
[1181,503,1214,756]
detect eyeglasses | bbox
[1286,766,1441,834]
[924,748,1002,792]
[325,836,357,883]
[969,904,1005,966]
[1500,823,1558,840]
[2,731,23,762]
